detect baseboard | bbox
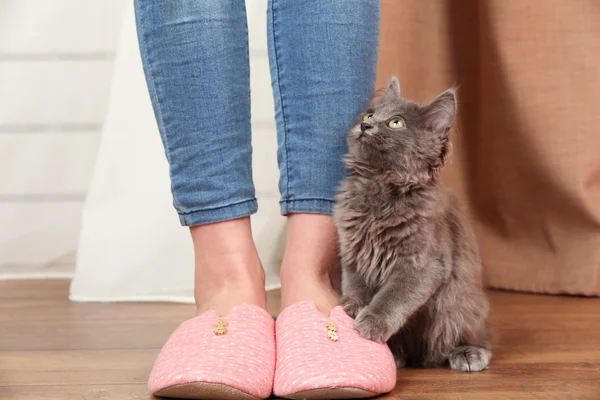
[0,262,75,280]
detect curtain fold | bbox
[378,0,600,295]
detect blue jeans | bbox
[135,0,380,226]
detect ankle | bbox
[280,266,339,312]
[194,255,266,311]
[280,266,330,287]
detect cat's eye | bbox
[363,113,374,121]
[388,118,405,129]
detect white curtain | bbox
[70,0,284,302]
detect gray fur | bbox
[334,77,491,371]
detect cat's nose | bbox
[360,122,373,133]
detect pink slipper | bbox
[274,302,397,399]
[148,304,275,399]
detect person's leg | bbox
[267,0,380,313]
[135,0,265,315]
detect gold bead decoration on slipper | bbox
[213,319,228,335]
[326,321,339,341]
[327,330,339,341]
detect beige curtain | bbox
[378,0,600,295]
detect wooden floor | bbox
[1,280,599,400]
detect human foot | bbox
[190,217,267,316]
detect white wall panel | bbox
[0,133,101,195]
[0,61,114,126]
[0,0,123,54]
[0,203,83,266]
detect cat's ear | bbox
[423,89,456,134]
[381,76,401,102]
[388,76,401,96]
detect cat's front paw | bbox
[341,296,365,318]
[354,309,394,343]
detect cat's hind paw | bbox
[394,355,407,369]
[448,346,491,372]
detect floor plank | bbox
[0,280,599,399]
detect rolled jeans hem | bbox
[178,199,258,226]
[280,198,335,216]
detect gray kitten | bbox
[334,77,491,372]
